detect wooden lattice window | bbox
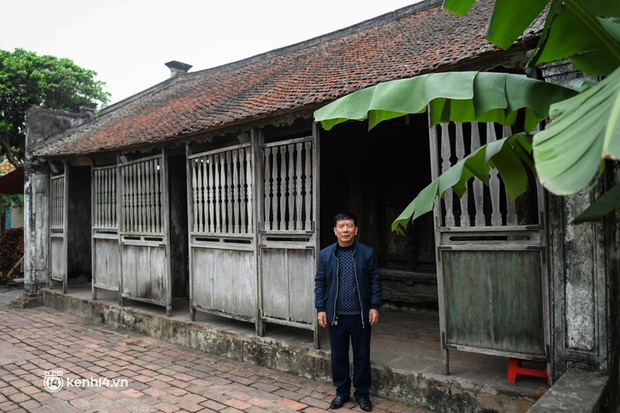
[433,122,539,228]
[189,145,253,235]
[263,138,313,232]
[50,175,65,230]
[120,157,163,234]
[93,166,117,229]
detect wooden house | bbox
[22,0,619,401]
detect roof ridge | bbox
[99,0,443,115]
[189,0,443,77]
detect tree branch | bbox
[0,136,22,168]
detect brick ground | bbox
[0,291,430,413]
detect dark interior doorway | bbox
[320,115,437,309]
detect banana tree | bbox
[314,0,620,230]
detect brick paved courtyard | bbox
[0,288,430,413]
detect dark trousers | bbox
[328,314,372,399]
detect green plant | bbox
[314,0,620,228]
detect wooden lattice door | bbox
[50,172,67,292]
[91,164,120,300]
[257,133,319,345]
[187,144,257,325]
[118,153,172,315]
[430,121,549,374]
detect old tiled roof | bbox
[34,0,540,157]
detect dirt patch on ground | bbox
[0,228,24,283]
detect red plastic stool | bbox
[507,358,550,385]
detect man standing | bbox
[315,212,382,411]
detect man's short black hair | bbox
[334,212,358,227]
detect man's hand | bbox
[317,311,327,328]
[369,309,379,326]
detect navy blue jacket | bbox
[315,241,382,327]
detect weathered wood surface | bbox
[442,249,545,356]
[92,165,120,294]
[118,154,170,309]
[191,246,256,320]
[120,156,163,234]
[93,166,117,229]
[261,247,314,324]
[93,236,120,291]
[262,138,313,232]
[188,145,253,235]
[432,122,535,228]
[121,242,167,303]
[188,144,257,321]
[50,175,65,230]
[50,235,65,282]
[259,136,316,330]
[430,120,548,372]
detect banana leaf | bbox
[391,134,534,233]
[533,66,620,195]
[314,72,575,132]
[571,183,620,224]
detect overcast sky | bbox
[1,0,422,106]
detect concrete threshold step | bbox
[42,287,542,412]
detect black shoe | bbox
[356,397,373,412]
[330,395,350,409]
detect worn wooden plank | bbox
[295,142,303,231]
[278,146,286,231]
[487,123,502,226]
[440,124,454,227]
[141,161,147,233]
[221,153,228,233]
[104,168,110,226]
[112,167,117,226]
[51,176,64,229]
[304,141,312,231]
[470,123,485,226]
[145,160,152,233]
[245,148,251,234]
[93,166,117,229]
[455,123,469,227]
[504,125,518,226]
[260,248,314,324]
[120,167,126,231]
[287,249,315,323]
[264,147,272,231]
[287,144,294,231]
[232,150,240,233]
[207,155,214,233]
[196,157,203,233]
[442,249,545,356]
[226,150,233,233]
[95,170,101,226]
[261,248,289,320]
[94,238,120,291]
[126,164,132,232]
[213,153,221,233]
[192,247,256,319]
[50,237,66,282]
[239,149,247,232]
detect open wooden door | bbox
[49,167,67,293]
[430,122,549,374]
[91,164,120,301]
[256,128,320,346]
[118,152,173,315]
[186,143,258,326]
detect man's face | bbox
[334,219,358,247]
